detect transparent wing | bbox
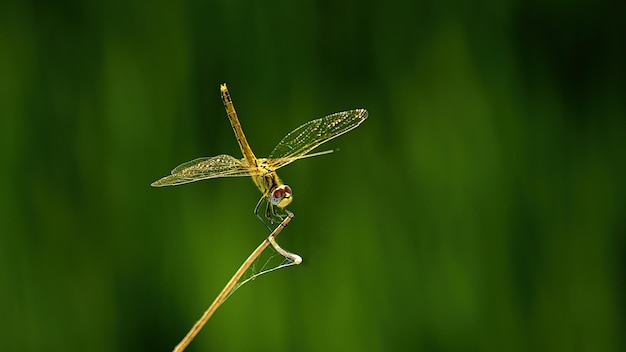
[267,109,367,169]
[151,154,256,187]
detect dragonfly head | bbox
[270,185,292,208]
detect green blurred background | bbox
[1,0,624,351]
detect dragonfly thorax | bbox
[252,165,279,193]
[252,168,292,208]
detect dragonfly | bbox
[151,83,367,224]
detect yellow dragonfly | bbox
[151,83,367,222]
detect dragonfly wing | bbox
[151,154,254,187]
[267,109,367,169]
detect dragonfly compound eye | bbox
[270,185,293,207]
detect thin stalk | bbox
[172,212,296,352]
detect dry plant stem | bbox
[172,212,296,352]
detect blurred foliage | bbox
[1,0,624,351]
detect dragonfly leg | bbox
[254,195,272,232]
[267,201,274,219]
[254,195,264,215]
[264,200,274,223]
[253,195,290,232]
[270,204,288,221]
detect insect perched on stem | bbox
[152,84,367,352]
